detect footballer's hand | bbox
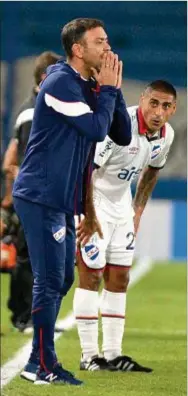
[91,51,119,87]
[76,217,104,247]
[116,61,123,89]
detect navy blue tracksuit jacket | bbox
[13,60,131,214]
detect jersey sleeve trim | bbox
[148,164,164,170]
[15,108,34,130]
[45,93,93,117]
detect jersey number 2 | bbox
[126,232,135,250]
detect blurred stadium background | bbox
[1,1,186,262]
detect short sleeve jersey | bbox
[93,105,174,223]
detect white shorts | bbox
[79,210,135,270]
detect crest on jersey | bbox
[151,144,162,159]
[52,225,66,243]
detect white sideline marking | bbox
[1,257,152,388]
[129,256,153,288]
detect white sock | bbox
[73,288,99,360]
[100,289,126,361]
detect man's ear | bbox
[72,43,84,59]
[171,101,177,115]
[41,73,47,81]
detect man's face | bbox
[139,89,177,132]
[79,27,111,70]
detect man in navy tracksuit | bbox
[13,18,131,385]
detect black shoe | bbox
[109,355,153,372]
[80,355,118,371]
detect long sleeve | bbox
[44,74,117,142]
[108,89,132,146]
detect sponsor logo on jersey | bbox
[84,244,99,261]
[128,146,139,155]
[118,166,142,181]
[99,140,113,157]
[52,226,66,243]
[151,144,162,159]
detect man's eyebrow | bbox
[150,98,173,105]
[96,37,108,41]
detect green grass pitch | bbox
[1,262,186,396]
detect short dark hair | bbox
[145,80,177,99]
[34,51,61,86]
[61,18,105,58]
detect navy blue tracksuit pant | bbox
[13,197,75,371]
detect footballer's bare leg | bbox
[101,265,153,372]
[73,252,117,371]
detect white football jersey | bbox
[93,105,174,224]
